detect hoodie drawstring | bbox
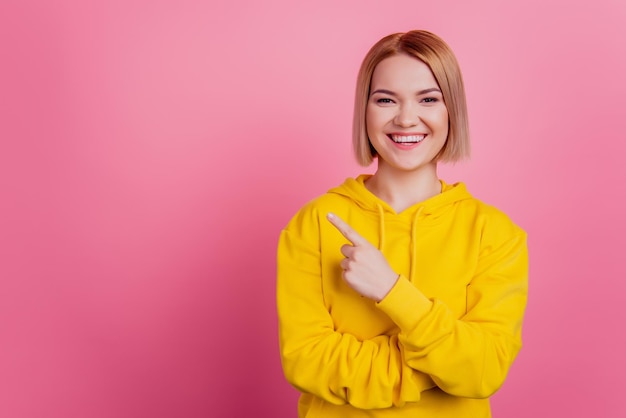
[376,204,424,284]
[409,207,424,283]
[376,203,386,250]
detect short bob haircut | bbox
[353,30,470,166]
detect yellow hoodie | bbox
[277,175,528,417]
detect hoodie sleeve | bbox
[277,205,435,409]
[376,215,528,399]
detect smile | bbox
[389,134,426,144]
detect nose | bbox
[394,103,420,127]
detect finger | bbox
[340,257,349,270]
[340,244,355,258]
[326,212,370,246]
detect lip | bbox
[387,133,427,148]
[387,132,427,136]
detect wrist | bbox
[376,273,400,302]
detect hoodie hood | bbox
[328,174,473,219]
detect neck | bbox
[365,162,441,213]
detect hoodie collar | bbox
[328,174,472,218]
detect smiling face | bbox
[366,53,449,174]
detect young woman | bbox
[277,30,528,417]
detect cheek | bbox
[365,106,377,136]
[438,109,450,135]
[366,106,386,131]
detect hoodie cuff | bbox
[376,275,432,332]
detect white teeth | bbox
[391,134,425,143]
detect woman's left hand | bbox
[327,213,399,302]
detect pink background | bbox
[1,0,625,416]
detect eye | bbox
[421,97,439,103]
[376,98,394,104]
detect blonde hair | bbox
[353,30,470,166]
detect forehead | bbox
[371,53,438,89]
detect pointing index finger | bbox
[326,212,369,246]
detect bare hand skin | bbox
[326,213,399,302]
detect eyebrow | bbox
[370,87,442,97]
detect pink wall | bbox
[1,0,625,416]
